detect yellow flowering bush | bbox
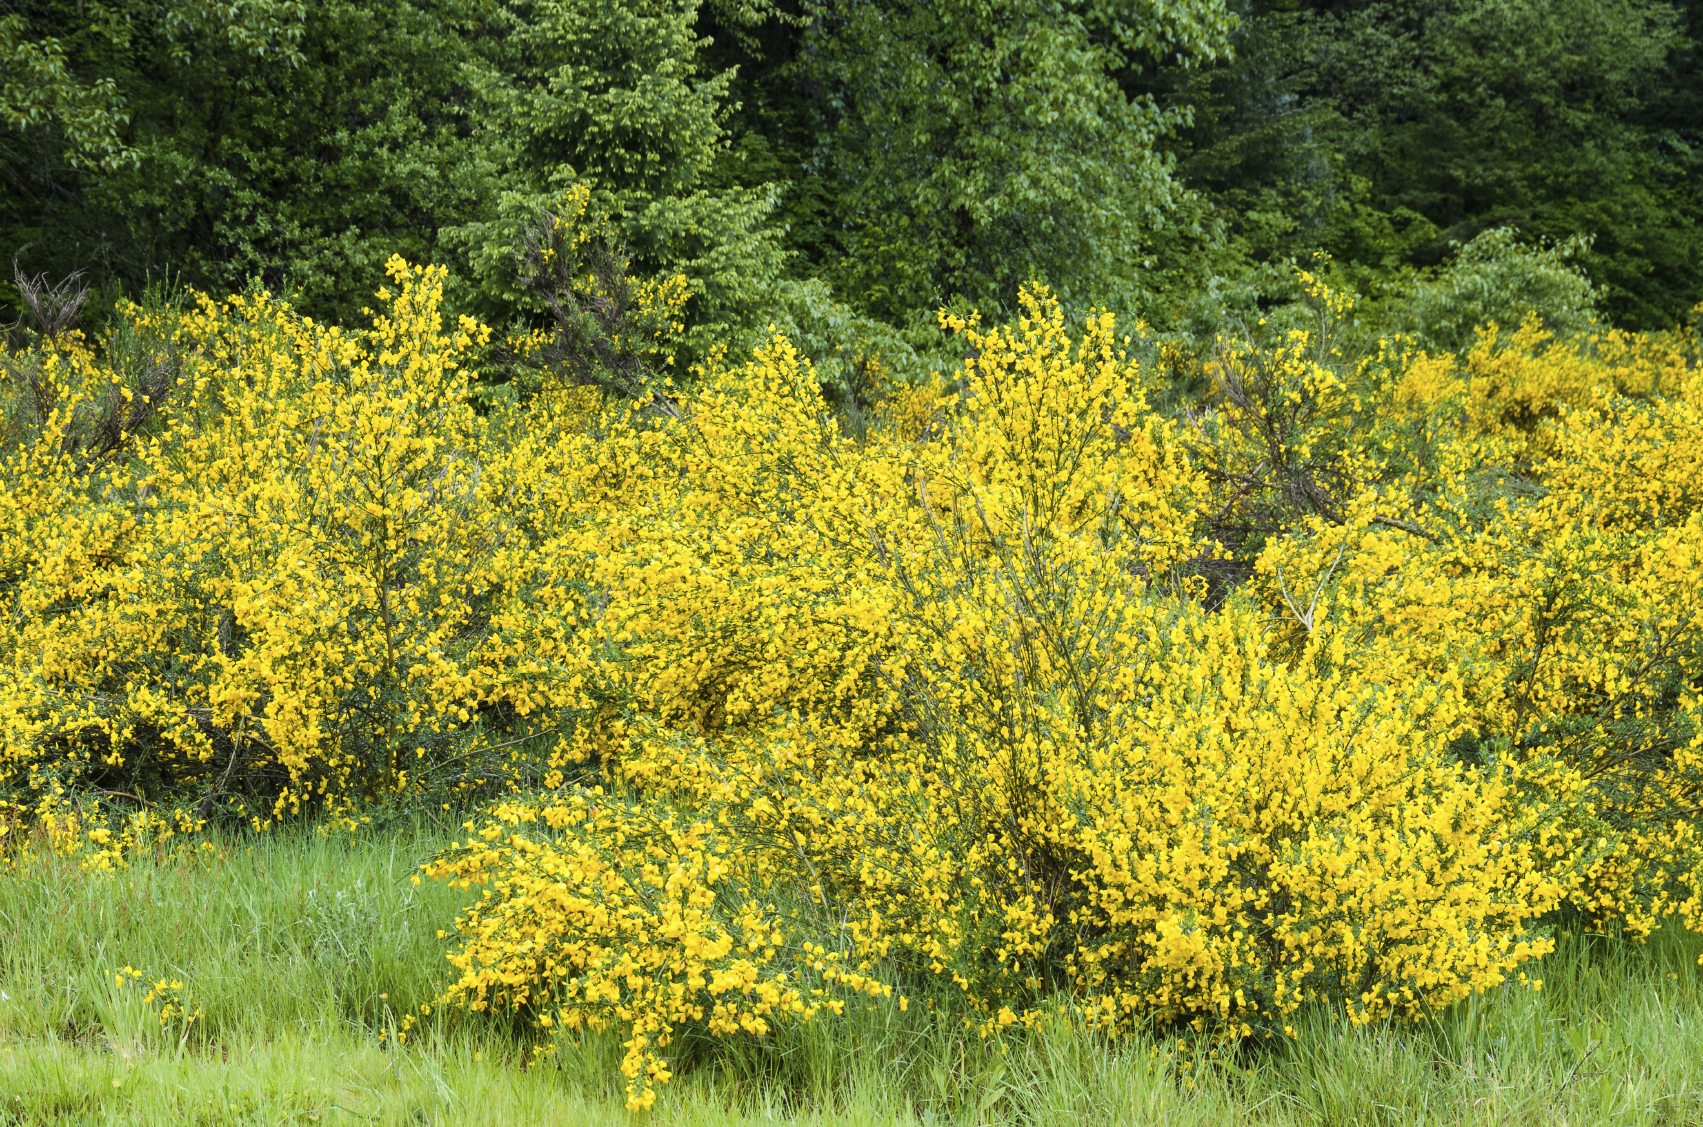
[1253,314,1703,940]
[116,964,203,1035]
[423,285,1582,1104]
[423,794,892,1111]
[0,258,528,828]
[6,254,1701,1105]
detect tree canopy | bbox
[3,0,1699,335]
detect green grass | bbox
[3,824,1702,1125]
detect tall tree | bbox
[446,0,792,352]
[714,0,1235,325]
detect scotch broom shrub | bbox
[1253,312,1703,941]
[0,259,529,828]
[427,286,1583,1108]
[5,257,1700,1109]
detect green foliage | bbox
[0,13,132,174]
[444,0,793,361]
[1160,0,1703,328]
[506,184,693,400]
[1384,228,1602,352]
[1,0,487,318]
[776,0,1233,322]
[1,0,803,362]
[4,0,1700,374]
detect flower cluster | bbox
[116,964,202,1033]
[424,795,892,1110]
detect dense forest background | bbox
[5,0,1701,360]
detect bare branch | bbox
[11,258,89,340]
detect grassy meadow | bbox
[4,823,1702,1125]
